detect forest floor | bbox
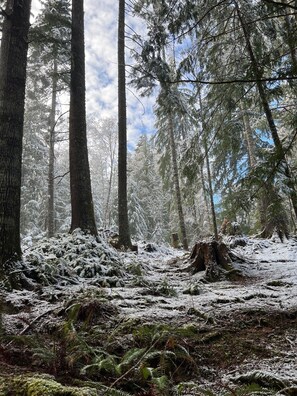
[0,233,297,395]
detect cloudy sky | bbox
[31,0,156,149]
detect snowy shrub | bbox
[22,230,125,285]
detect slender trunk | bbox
[240,101,266,232]
[104,155,115,228]
[0,0,32,270]
[198,92,218,240]
[200,163,212,227]
[204,141,219,240]
[235,1,297,221]
[48,58,58,238]
[239,102,267,233]
[168,112,188,250]
[240,102,256,168]
[69,0,97,235]
[118,0,131,248]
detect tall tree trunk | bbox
[69,0,97,235]
[204,140,219,240]
[235,0,297,222]
[103,150,116,229]
[168,112,189,250]
[200,163,212,228]
[118,0,132,248]
[240,102,266,233]
[0,0,32,271]
[48,58,58,238]
[240,102,256,168]
[198,92,218,240]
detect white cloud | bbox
[84,0,156,147]
[30,0,156,148]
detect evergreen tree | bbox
[131,0,297,237]
[24,0,71,238]
[118,0,132,248]
[88,117,118,229]
[128,135,170,242]
[69,0,97,235]
[0,0,32,271]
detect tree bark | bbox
[104,132,117,228]
[168,112,189,250]
[48,58,58,238]
[187,240,234,282]
[204,140,219,240]
[0,0,32,270]
[69,0,97,236]
[198,91,218,240]
[240,102,256,168]
[200,163,212,227]
[118,0,132,248]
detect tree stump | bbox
[187,240,234,282]
[171,233,179,249]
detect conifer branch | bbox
[170,75,297,85]
[262,0,297,10]
[0,7,9,18]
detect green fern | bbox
[32,345,57,368]
[140,365,154,380]
[116,347,146,374]
[152,375,170,393]
[81,353,118,376]
[235,382,273,395]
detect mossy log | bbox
[187,240,236,281]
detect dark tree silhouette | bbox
[117,0,132,248]
[69,0,97,235]
[0,0,32,272]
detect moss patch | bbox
[0,374,97,396]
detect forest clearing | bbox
[0,232,296,395]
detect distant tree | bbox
[155,76,192,250]
[128,135,170,242]
[0,0,32,272]
[88,117,118,228]
[27,0,71,238]
[69,0,97,235]
[118,0,132,248]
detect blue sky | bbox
[31,0,156,149]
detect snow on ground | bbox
[2,235,297,330]
[1,234,297,393]
[113,237,297,320]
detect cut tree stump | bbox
[172,233,179,248]
[187,240,237,282]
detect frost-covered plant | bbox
[81,346,173,395]
[141,278,177,297]
[22,231,125,286]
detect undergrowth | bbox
[1,304,296,395]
